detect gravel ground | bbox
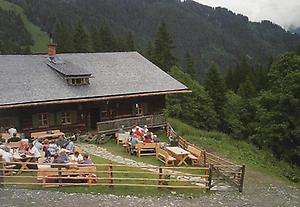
[1,170,299,207]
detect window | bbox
[135,103,143,116]
[68,78,90,86]
[61,112,71,125]
[38,113,48,127]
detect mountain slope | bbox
[8,0,300,74]
[0,0,48,53]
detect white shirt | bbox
[70,154,83,162]
[28,146,41,158]
[8,128,17,135]
[0,148,12,162]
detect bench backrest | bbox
[31,130,61,139]
[157,147,170,158]
[187,145,202,157]
[135,143,158,149]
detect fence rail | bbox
[0,158,211,190]
[166,123,245,192]
[97,114,167,134]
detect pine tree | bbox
[205,63,227,131]
[145,41,154,62]
[125,32,135,51]
[55,23,73,53]
[99,24,116,52]
[153,20,176,72]
[237,77,256,99]
[184,51,196,77]
[73,20,91,52]
[90,26,101,52]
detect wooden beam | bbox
[0,89,191,109]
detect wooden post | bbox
[207,164,213,191]
[58,167,62,187]
[0,155,4,187]
[203,150,207,167]
[239,164,246,192]
[158,166,163,188]
[108,163,113,187]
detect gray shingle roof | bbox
[0,52,188,106]
[47,60,92,77]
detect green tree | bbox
[125,32,135,51]
[205,63,227,130]
[184,51,196,77]
[73,20,91,52]
[99,24,116,52]
[153,20,176,72]
[55,23,73,53]
[145,41,155,62]
[237,77,256,99]
[166,66,219,130]
[252,53,300,166]
[90,26,101,52]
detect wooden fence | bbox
[0,158,212,190]
[97,114,167,134]
[166,123,246,192]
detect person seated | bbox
[65,141,74,153]
[55,135,69,148]
[153,135,161,143]
[32,139,43,150]
[27,143,41,161]
[79,154,93,165]
[134,126,145,139]
[18,139,29,154]
[58,150,69,163]
[0,147,12,163]
[143,125,149,134]
[129,134,140,155]
[143,135,152,143]
[118,125,126,134]
[51,154,69,168]
[46,143,59,157]
[70,151,83,163]
[0,134,6,144]
[8,127,17,136]
[8,133,21,143]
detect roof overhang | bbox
[0,89,191,109]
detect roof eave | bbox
[0,89,191,109]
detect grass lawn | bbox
[0,0,48,53]
[3,154,206,197]
[168,118,300,186]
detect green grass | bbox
[4,154,206,197]
[0,0,48,53]
[168,118,300,185]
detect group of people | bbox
[118,125,161,154]
[0,132,93,169]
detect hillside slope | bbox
[9,0,300,75]
[0,0,48,53]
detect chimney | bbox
[48,33,57,62]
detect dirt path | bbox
[1,165,299,206]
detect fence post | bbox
[239,164,246,192]
[207,164,213,191]
[0,155,3,187]
[158,166,162,188]
[203,150,207,167]
[108,163,113,187]
[58,167,62,187]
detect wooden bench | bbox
[37,165,97,185]
[187,145,202,166]
[115,132,130,145]
[31,130,63,141]
[156,147,176,166]
[135,143,158,157]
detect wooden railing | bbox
[97,114,167,134]
[166,123,246,192]
[0,158,212,190]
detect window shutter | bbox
[70,111,77,124]
[56,112,62,125]
[32,114,39,128]
[49,113,56,126]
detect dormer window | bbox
[67,77,90,86]
[47,59,93,86]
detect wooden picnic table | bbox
[1,133,21,140]
[13,154,35,175]
[32,132,65,141]
[166,146,190,166]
